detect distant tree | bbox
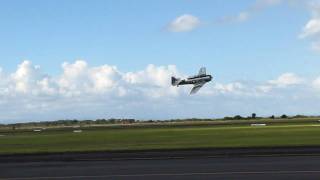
[72,120,78,124]
[234,115,243,120]
[128,119,135,123]
[293,115,307,118]
[252,113,256,119]
[108,119,116,124]
[270,115,275,119]
[96,119,107,124]
[281,114,288,119]
[223,116,233,120]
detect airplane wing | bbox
[190,82,206,94]
[198,67,206,76]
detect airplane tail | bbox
[171,76,180,86]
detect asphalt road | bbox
[1,155,320,180]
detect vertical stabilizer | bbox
[171,76,180,86]
[198,67,206,76]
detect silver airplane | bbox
[171,67,212,94]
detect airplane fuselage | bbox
[177,75,212,86]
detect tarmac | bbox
[1,155,320,179]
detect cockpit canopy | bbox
[188,74,208,79]
[187,67,208,80]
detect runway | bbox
[1,155,320,180]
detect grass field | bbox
[1,122,320,154]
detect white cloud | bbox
[217,0,283,24]
[312,76,320,89]
[124,64,182,98]
[217,12,250,24]
[300,18,320,38]
[251,0,283,11]
[268,73,303,87]
[213,82,245,94]
[237,12,250,22]
[124,64,177,87]
[299,1,320,52]
[58,61,122,95]
[10,60,52,94]
[311,41,320,51]
[255,73,305,95]
[167,14,201,32]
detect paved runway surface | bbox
[1,155,320,180]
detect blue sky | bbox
[1,0,320,123]
[0,0,317,78]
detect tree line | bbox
[0,114,318,128]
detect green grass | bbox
[1,124,320,154]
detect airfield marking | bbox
[230,124,320,129]
[165,124,320,132]
[5,170,320,179]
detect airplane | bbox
[171,67,212,94]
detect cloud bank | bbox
[0,60,320,123]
